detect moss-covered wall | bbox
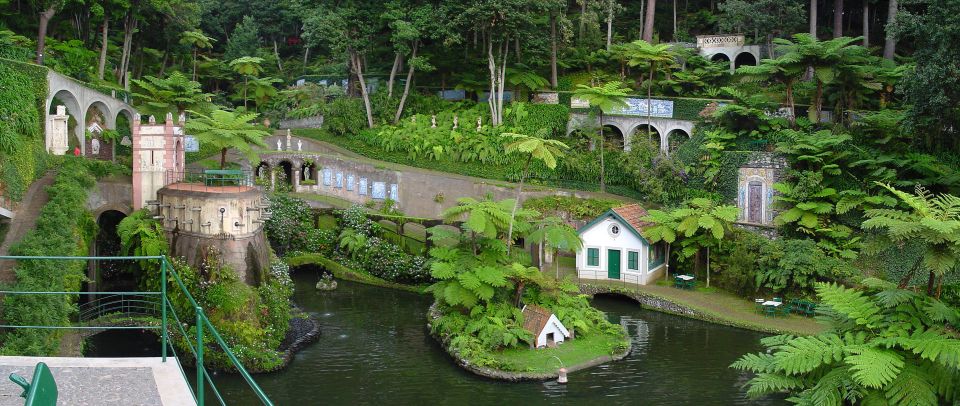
[0,58,50,201]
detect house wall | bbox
[576,216,653,285]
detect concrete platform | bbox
[0,356,195,406]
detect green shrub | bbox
[0,158,96,355]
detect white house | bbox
[576,204,667,285]
[522,304,571,348]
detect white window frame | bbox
[584,245,602,268]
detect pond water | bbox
[209,271,785,405]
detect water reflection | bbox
[209,273,785,405]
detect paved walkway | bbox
[0,356,194,405]
[0,172,55,285]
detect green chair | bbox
[9,362,57,405]
[763,306,778,318]
[673,278,684,289]
[779,303,793,317]
[804,302,817,317]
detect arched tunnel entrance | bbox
[85,210,136,302]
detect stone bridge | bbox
[45,69,138,155]
[568,112,695,155]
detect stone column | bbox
[293,169,301,191]
[270,169,276,191]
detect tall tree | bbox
[833,0,844,38]
[33,0,66,65]
[572,81,630,192]
[501,131,569,253]
[883,0,897,59]
[383,1,442,123]
[718,0,806,57]
[180,30,215,81]
[897,0,960,149]
[455,1,539,127]
[302,2,380,128]
[223,15,260,62]
[809,0,818,37]
[625,40,677,142]
[862,183,960,296]
[184,109,268,169]
[642,0,656,42]
[131,71,212,116]
[527,216,582,276]
[229,56,264,111]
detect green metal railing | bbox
[0,255,274,405]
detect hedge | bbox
[0,58,50,202]
[0,158,97,355]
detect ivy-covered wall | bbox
[0,58,50,202]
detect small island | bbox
[422,197,632,380]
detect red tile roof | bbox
[612,203,653,234]
[522,305,553,336]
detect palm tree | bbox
[737,53,805,124]
[229,56,265,110]
[625,40,677,142]
[776,34,861,122]
[131,72,213,117]
[502,130,569,252]
[641,209,679,281]
[184,109,269,169]
[645,198,737,287]
[526,216,582,278]
[442,197,514,254]
[244,76,283,111]
[179,30,215,81]
[862,183,960,296]
[573,81,631,192]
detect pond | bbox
[210,272,785,405]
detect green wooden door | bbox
[607,249,621,279]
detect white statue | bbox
[277,140,282,151]
[285,130,292,151]
[431,115,437,128]
[476,116,482,131]
[304,168,310,180]
[297,139,302,151]
[411,116,416,123]
[91,138,101,155]
[453,115,459,129]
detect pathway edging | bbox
[578,283,811,335]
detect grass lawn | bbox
[549,257,823,336]
[317,214,338,230]
[291,192,355,209]
[490,332,628,373]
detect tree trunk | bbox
[647,64,655,146]
[664,243,672,281]
[883,0,897,59]
[158,50,168,77]
[98,17,109,79]
[813,79,823,122]
[243,75,249,110]
[394,41,418,124]
[387,52,401,98]
[36,4,58,65]
[192,48,198,81]
[862,1,869,47]
[606,0,614,51]
[786,80,796,125]
[350,50,375,128]
[220,148,228,169]
[809,0,818,38]
[487,39,508,127]
[273,40,283,73]
[303,46,310,72]
[642,0,656,43]
[117,5,137,85]
[833,0,843,38]
[926,270,936,296]
[579,0,586,43]
[599,112,606,192]
[550,14,558,88]
[706,246,710,288]
[639,0,646,39]
[507,155,532,255]
[673,0,677,41]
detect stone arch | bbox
[86,208,133,298]
[85,100,112,129]
[666,128,691,155]
[300,160,316,183]
[629,124,662,152]
[255,161,271,179]
[734,52,757,69]
[600,125,625,150]
[49,89,83,151]
[709,52,731,64]
[278,160,294,185]
[115,108,135,133]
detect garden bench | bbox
[203,169,244,186]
